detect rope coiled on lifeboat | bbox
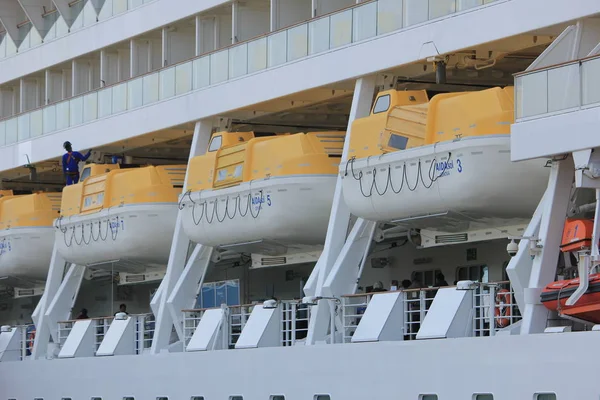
[179,188,265,226]
[343,151,453,198]
[55,209,121,248]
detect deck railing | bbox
[0,0,500,148]
[515,54,600,121]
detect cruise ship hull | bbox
[181,175,336,250]
[342,136,549,230]
[0,227,54,281]
[0,332,595,399]
[54,203,178,271]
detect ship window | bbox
[230,397,243,400]
[208,135,222,152]
[62,398,72,400]
[420,396,438,400]
[190,397,204,400]
[411,269,442,287]
[123,397,134,400]
[387,134,408,150]
[315,396,331,400]
[81,167,91,182]
[457,265,489,283]
[91,398,102,400]
[373,94,390,114]
[156,398,168,400]
[474,395,494,400]
[270,396,285,400]
[535,394,556,400]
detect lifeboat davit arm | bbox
[566,188,600,306]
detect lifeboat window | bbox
[420,396,438,400]
[314,396,331,400]
[230,397,243,400]
[190,397,204,400]
[233,165,243,178]
[91,398,102,400]
[474,395,493,400]
[388,134,409,150]
[208,135,223,152]
[535,395,556,400]
[80,166,91,182]
[270,396,285,400]
[123,397,134,400]
[373,94,390,114]
[216,169,227,182]
[156,398,168,400]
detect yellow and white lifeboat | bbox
[341,87,549,231]
[0,191,61,281]
[180,131,344,254]
[55,164,186,272]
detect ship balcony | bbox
[511,54,600,161]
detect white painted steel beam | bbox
[16,0,48,36]
[150,119,213,354]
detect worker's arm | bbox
[61,154,67,175]
[80,150,92,161]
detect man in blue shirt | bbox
[62,141,91,185]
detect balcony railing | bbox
[515,55,600,121]
[0,0,500,148]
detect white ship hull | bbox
[55,203,178,272]
[0,227,54,281]
[342,136,549,230]
[0,332,595,399]
[181,175,336,250]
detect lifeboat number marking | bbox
[251,194,272,209]
[109,219,125,231]
[434,159,462,177]
[0,240,11,254]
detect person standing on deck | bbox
[62,141,91,185]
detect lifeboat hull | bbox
[180,175,336,250]
[55,203,177,272]
[541,274,600,323]
[0,227,54,281]
[342,136,549,230]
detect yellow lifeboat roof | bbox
[187,130,346,192]
[61,164,186,217]
[0,192,62,230]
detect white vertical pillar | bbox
[305,75,377,345]
[162,27,168,67]
[311,0,318,17]
[71,60,78,97]
[44,69,51,105]
[19,78,25,113]
[61,69,69,99]
[270,0,278,31]
[151,119,214,354]
[100,50,107,87]
[130,39,138,78]
[147,40,153,71]
[195,15,202,56]
[231,1,239,44]
[520,157,574,335]
[214,17,220,50]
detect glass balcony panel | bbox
[548,64,580,113]
[5,118,17,144]
[98,87,113,118]
[18,114,30,141]
[287,24,308,62]
[457,0,483,11]
[160,67,176,99]
[330,10,352,49]
[308,17,330,55]
[247,38,267,73]
[176,61,194,95]
[56,101,70,130]
[113,0,128,14]
[129,0,143,8]
[43,105,57,134]
[377,0,404,35]
[83,3,98,27]
[83,92,98,122]
[143,73,159,104]
[30,109,43,137]
[268,31,287,67]
[193,56,211,89]
[0,121,5,146]
[112,83,128,113]
[229,44,248,79]
[515,71,548,119]
[128,77,144,109]
[70,97,84,126]
[429,0,456,19]
[353,2,377,42]
[210,50,229,84]
[404,0,429,26]
[582,57,600,106]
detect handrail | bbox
[514,54,600,77]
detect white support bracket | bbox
[43,264,85,342]
[151,119,213,354]
[519,157,575,335]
